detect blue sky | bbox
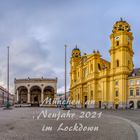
[0,0,140,93]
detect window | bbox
[128,42,129,45]
[130,80,134,86]
[98,63,101,71]
[136,89,140,96]
[136,80,140,85]
[116,41,119,46]
[130,89,133,96]
[116,91,119,97]
[116,60,119,67]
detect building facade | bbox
[15,77,57,106]
[0,86,14,107]
[128,68,140,109]
[70,18,135,109]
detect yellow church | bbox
[70,18,137,109]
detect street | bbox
[0,108,140,140]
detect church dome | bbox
[112,18,131,33]
[72,45,81,57]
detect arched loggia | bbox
[17,86,28,104]
[43,86,55,102]
[30,86,41,106]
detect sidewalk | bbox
[0,107,4,111]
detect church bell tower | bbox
[110,18,134,73]
[109,18,134,109]
[70,46,81,87]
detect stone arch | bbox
[43,86,55,101]
[30,85,41,105]
[129,100,134,109]
[137,101,140,109]
[17,86,28,104]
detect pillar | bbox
[41,90,44,104]
[16,90,19,103]
[27,89,30,103]
[108,78,114,109]
[134,100,137,109]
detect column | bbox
[92,81,96,108]
[17,90,19,103]
[76,87,81,108]
[108,78,114,109]
[134,100,137,109]
[27,89,30,103]
[41,90,44,104]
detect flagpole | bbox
[65,44,67,102]
[63,44,69,110]
[7,46,10,108]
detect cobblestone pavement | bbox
[101,109,140,125]
[0,107,139,140]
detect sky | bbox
[0,0,140,94]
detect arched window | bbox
[98,63,101,71]
[116,41,119,46]
[128,42,129,45]
[116,60,119,67]
[128,60,130,67]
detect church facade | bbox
[70,19,136,109]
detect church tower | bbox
[110,18,134,71]
[70,46,81,88]
[109,18,134,109]
[70,46,81,103]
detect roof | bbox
[0,86,8,92]
[15,77,57,83]
[112,18,131,33]
[129,68,140,77]
[116,17,127,23]
[100,58,110,64]
[0,86,13,95]
[72,45,80,51]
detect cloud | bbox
[0,0,140,94]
